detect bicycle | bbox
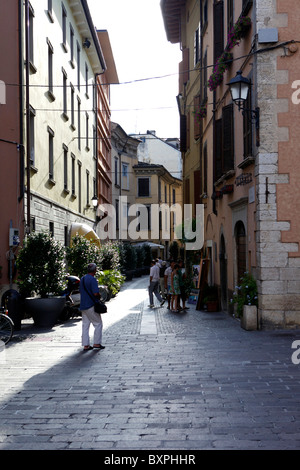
[0,307,14,345]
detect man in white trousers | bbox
[148,260,165,308]
[80,263,105,351]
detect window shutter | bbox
[242,0,253,15]
[214,118,223,181]
[222,104,234,172]
[180,115,187,152]
[184,178,190,205]
[214,0,224,63]
[194,95,201,140]
[203,142,208,194]
[194,170,202,207]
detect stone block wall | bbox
[256,0,300,328]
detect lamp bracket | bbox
[242,107,260,129]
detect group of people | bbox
[149,258,189,313]
[79,257,190,353]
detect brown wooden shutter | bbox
[184,178,190,205]
[180,115,187,152]
[222,104,234,172]
[194,95,201,140]
[194,170,202,207]
[203,142,208,194]
[214,0,224,63]
[214,118,223,181]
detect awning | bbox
[70,223,100,247]
[134,242,164,249]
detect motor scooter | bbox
[58,275,110,322]
[58,275,81,322]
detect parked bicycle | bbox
[0,306,14,345]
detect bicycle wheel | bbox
[0,314,14,345]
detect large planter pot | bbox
[206,300,219,312]
[241,305,257,331]
[25,296,66,328]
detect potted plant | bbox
[203,285,219,312]
[231,272,258,330]
[16,232,67,328]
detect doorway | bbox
[235,221,246,282]
[219,234,228,311]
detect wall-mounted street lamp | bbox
[227,70,260,145]
[91,195,98,209]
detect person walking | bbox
[171,263,181,312]
[80,263,105,351]
[164,260,174,309]
[148,260,165,308]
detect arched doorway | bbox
[219,234,228,311]
[235,221,246,282]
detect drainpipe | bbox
[25,0,31,233]
[18,0,25,203]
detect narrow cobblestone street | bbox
[1,275,300,451]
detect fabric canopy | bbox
[70,223,100,247]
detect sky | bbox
[87,0,182,139]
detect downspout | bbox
[199,0,203,215]
[25,0,31,233]
[18,0,25,202]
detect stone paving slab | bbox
[0,276,300,451]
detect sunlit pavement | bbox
[1,275,300,450]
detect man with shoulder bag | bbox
[80,263,105,351]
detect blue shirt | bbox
[80,274,99,310]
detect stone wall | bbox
[256,0,300,328]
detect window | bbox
[243,90,253,158]
[114,158,119,185]
[122,163,129,190]
[49,222,54,237]
[62,68,68,118]
[78,161,82,212]
[194,94,201,140]
[242,0,253,15]
[77,42,81,90]
[86,170,90,206]
[222,104,234,172]
[48,126,55,181]
[202,49,208,102]
[47,0,53,17]
[77,97,81,150]
[93,126,96,157]
[62,4,67,50]
[85,63,89,97]
[214,104,234,181]
[227,0,234,33]
[47,38,54,100]
[71,153,75,195]
[138,177,150,197]
[203,0,208,30]
[29,106,36,167]
[70,83,75,128]
[28,4,35,66]
[194,23,201,66]
[63,144,68,191]
[64,226,68,247]
[214,0,224,63]
[85,112,89,150]
[70,24,75,66]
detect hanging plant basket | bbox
[194,104,207,121]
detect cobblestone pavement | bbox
[1,275,300,450]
